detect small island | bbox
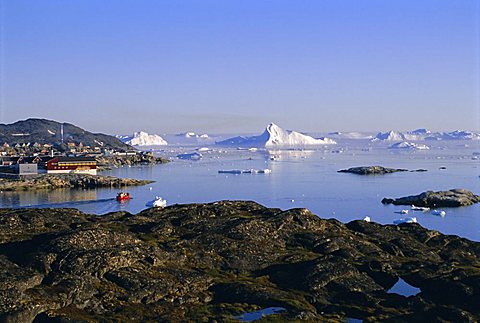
[338,166,427,175]
[0,201,479,322]
[382,188,480,207]
[338,166,408,175]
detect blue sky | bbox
[1,0,479,134]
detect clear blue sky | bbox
[1,0,479,134]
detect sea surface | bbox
[1,139,479,241]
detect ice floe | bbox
[218,169,272,174]
[393,217,417,225]
[145,196,167,208]
[388,142,429,150]
[431,210,446,217]
[411,205,430,212]
[177,152,202,160]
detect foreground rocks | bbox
[0,174,154,191]
[382,188,480,207]
[338,166,427,175]
[0,201,479,322]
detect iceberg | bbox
[409,128,431,135]
[388,142,429,150]
[372,131,406,141]
[393,217,417,225]
[439,130,480,140]
[145,196,167,208]
[431,210,446,217]
[411,205,430,212]
[216,123,336,147]
[121,131,168,146]
[177,152,202,160]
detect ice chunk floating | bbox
[145,196,167,208]
[393,217,417,225]
[177,152,202,160]
[218,169,272,174]
[431,210,446,217]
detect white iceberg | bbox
[145,196,167,208]
[393,217,417,225]
[216,123,336,147]
[409,128,431,136]
[431,210,446,217]
[177,152,202,160]
[389,142,430,150]
[372,131,406,141]
[411,205,430,212]
[197,147,210,152]
[176,132,199,138]
[122,131,168,146]
[439,130,480,140]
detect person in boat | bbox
[117,192,130,200]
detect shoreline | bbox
[0,173,154,191]
[0,201,478,321]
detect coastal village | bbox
[0,141,165,178]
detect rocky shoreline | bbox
[0,174,154,191]
[0,201,479,322]
[382,188,480,207]
[96,154,169,171]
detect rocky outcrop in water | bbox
[0,201,479,322]
[338,166,408,175]
[338,166,428,175]
[0,174,153,191]
[382,188,480,207]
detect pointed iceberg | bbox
[216,123,336,147]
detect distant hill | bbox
[0,118,131,150]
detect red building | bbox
[46,157,97,175]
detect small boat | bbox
[145,196,167,208]
[116,192,131,202]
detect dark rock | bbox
[0,202,479,322]
[382,189,480,207]
[338,166,408,175]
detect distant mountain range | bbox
[0,119,131,150]
[216,123,337,147]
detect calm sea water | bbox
[1,139,479,241]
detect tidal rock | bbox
[338,166,408,175]
[382,189,480,207]
[0,202,479,321]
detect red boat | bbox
[116,192,130,202]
